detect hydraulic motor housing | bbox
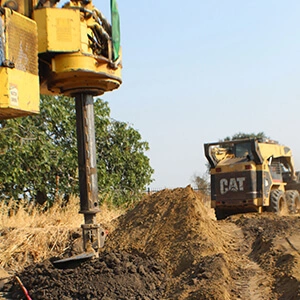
[33,5,122,96]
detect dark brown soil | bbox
[2,186,300,299]
[6,250,167,300]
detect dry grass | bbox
[0,196,124,274]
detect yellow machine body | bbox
[0,1,122,119]
[33,6,122,96]
[0,8,39,119]
[0,0,122,254]
[205,139,300,219]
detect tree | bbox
[96,120,153,204]
[191,173,210,196]
[0,95,153,205]
[222,132,269,142]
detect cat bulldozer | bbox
[204,138,300,220]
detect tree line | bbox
[0,95,153,206]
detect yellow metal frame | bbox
[0,8,39,119]
[0,68,39,119]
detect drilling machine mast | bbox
[0,0,122,255]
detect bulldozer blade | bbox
[52,252,95,269]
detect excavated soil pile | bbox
[3,186,300,299]
[105,186,230,299]
[4,186,230,299]
[6,250,167,300]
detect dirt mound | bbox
[3,186,300,299]
[106,186,224,275]
[4,186,230,299]
[6,250,167,300]
[105,186,230,299]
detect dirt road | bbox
[3,186,300,299]
[217,221,274,300]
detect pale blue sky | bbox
[95,1,300,189]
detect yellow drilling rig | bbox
[0,0,122,257]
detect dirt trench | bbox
[2,186,300,299]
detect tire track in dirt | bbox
[220,220,275,300]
